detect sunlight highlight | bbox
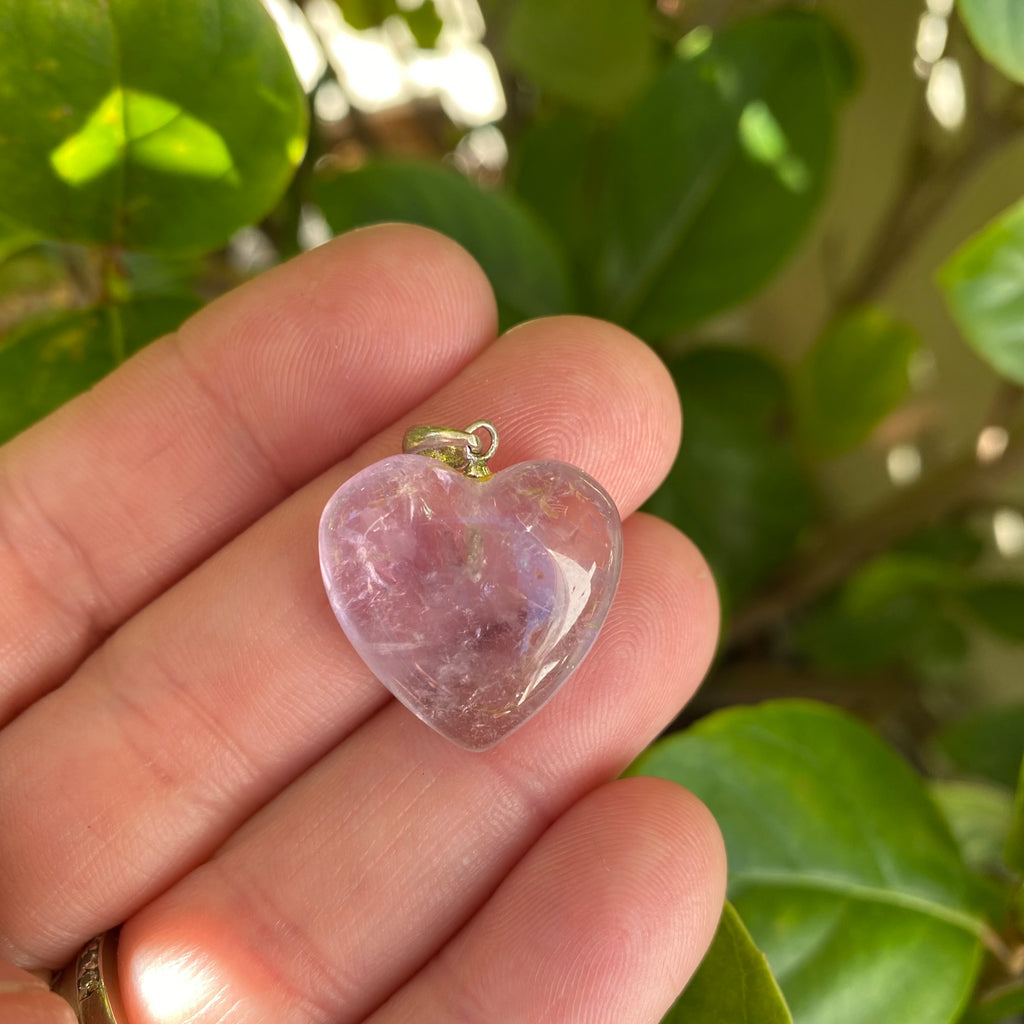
[50,88,238,187]
[993,508,1024,558]
[136,952,222,1023]
[737,100,810,192]
[887,443,923,486]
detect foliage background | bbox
[1,0,1023,1022]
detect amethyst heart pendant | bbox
[318,421,623,751]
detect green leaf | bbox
[509,110,602,273]
[963,580,1024,643]
[958,0,1024,84]
[312,160,573,329]
[600,11,855,338]
[402,0,442,49]
[665,902,793,1024]
[961,982,1024,1024]
[630,701,985,1024]
[793,552,967,675]
[929,780,1017,925]
[897,523,985,568]
[941,199,1024,385]
[929,780,1015,875]
[1007,759,1024,874]
[0,0,308,253]
[336,0,397,30]
[794,308,918,457]
[504,0,654,113]
[645,347,815,611]
[0,213,37,264]
[0,294,201,442]
[937,704,1024,790]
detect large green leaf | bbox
[958,0,1024,84]
[646,347,815,612]
[313,160,573,329]
[794,307,918,457]
[630,701,985,1024]
[503,0,654,113]
[937,704,1024,790]
[0,295,201,442]
[0,0,307,253]
[599,11,855,338]
[941,199,1024,385]
[665,902,793,1024]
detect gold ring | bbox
[50,929,127,1024]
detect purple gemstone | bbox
[319,455,623,750]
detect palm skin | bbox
[0,225,725,1024]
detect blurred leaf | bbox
[941,199,1024,385]
[509,111,602,273]
[0,212,37,264]
[1007,759,1024,874]
[0,0,307,253]
[794,552,966,674]
[0,243,68,297]
[930,780,1015,875]
[898,522,986,568]
[957,0,1024,84]
[0,294,201,442]
[794,307,918,457]
[963,580,1024,643]
[937,704,1024,789]
[961,982,1024,1024]
[671,344,790,430]
[665,902,793,1024]
[645,347,815,611]
[504,0,654,113]
[600,11,855,338]
[402,0,442,48]
[630,700,985,1024]
[313,160,573,329]
[339,0,442,47]
[929,780,1017,926]
[336,0,397,30]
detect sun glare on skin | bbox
[132,950,224,1024]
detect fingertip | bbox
[488,315,682,509]
[626,512,722,687]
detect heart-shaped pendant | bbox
[319,421,622,750]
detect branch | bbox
[727,411,1024,647]
[836,105,1022,311]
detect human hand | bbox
[0,226,725,1024]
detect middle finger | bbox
[0,316,681,967]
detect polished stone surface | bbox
[319,455,622,750]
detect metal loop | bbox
[464,420,498,461]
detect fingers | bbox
[0,316,685,967]
[116,514,719,1024]
[0,225,498,721]
[0,961,75,1024]
[369,778,726,1024]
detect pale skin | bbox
[0,225,726,1024]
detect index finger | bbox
[0,225,497,722]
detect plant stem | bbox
[835,102,1022,311]
[727,416,1024,646]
